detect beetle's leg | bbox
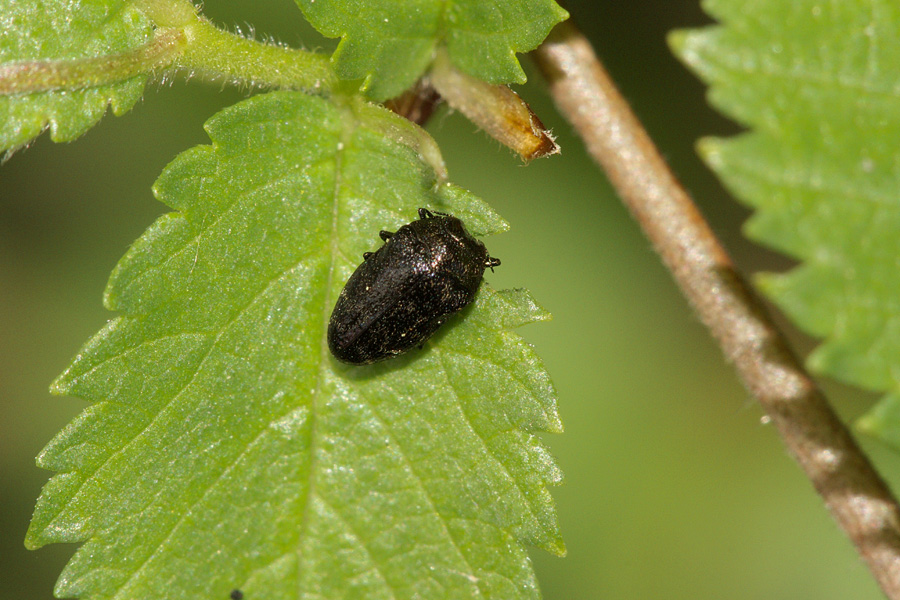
[363,251,374,260]
[418,208,434,219]
[379,230,393,241]
[486,256,501,272]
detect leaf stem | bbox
[0,27,186,95]
[533,20,900,598]
[0,1,335,98]
[134,0,336,91]
[175,17,335,92]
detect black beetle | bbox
[328,208,500,365]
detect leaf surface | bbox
[295,0,568,100]
[0,0,152,152]
[27,91,563,599]
[671,1,900,444]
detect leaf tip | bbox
[50,370,73,396]
[855,413,879,437]
[696,136,725,168]
[667,26,716,73]
[546,412,564,434]
[497,288,553,327]
[547,538,567,557]
[752,271,781,299]
[856,393,900,450]
[23,528,43,551]
[666,28,689,55]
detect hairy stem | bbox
[175,17,335,92]
[533,20,900,598]
[136,0,335,90]
[0,2,335,98]
[0,28,186,95]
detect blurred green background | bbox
[3,1,899,598]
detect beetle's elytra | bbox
[327,208,500,365]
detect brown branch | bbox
[533,20,900,598]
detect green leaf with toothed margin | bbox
[670,0,900,447]
[26,90,563,600]
[295,0,568,100]
[0,0,153,154]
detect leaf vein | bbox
[58,260,312,552]
[355,383,490,598]
[436,349,547,533]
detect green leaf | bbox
[295,0,568,100]
[27,91,563,599]
[0,0,152,152]
[670,1,900,444]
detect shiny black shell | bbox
[328,208,500,365]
